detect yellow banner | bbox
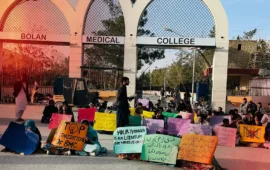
[143,111,154,119]
[240,124,265,143]
[52,121,88,151]
[178,134,218,164]
[129,108,135,116]
[94,112,117,131]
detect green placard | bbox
[141,134,180,165]
[162,112,178,122]
[129,116,142,126]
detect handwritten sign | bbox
[167,118,191,136]
[77,108,96,123]
[129,108,135,116]
[129,116,142,126]
[178,134,218,164]
[215,126,236,147]
[162,112,178,118]
[0,122,39,155]
[143,111,155,119]
[240,124,265,143]
[48,113,72,129]
[113,126,146,154]
[141,134,180,165]
[210,116,231,128]
[137,99,150,108]
[188,124,212,136]
[93,112,116,131]
[180,112,194,120]
[143,119,164,134]
[52,121,88,151]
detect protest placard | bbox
[48,113,72,129]
[214,126,236,147]
[129,108,135,116]
[113,126,146,154]
[143,111,155,119]
[180,112,194,120]
[210,116,231,128]
[188,124,212,136]
[93,112,117,131]
[162,112,178,119]
[239,124,265,143]
[129,116,142,126]
[137,99,150,108]
[77,108,96,123]
[142,119,164,134]
[167,118,191,136]
[178,134,218,164]
[141,134,180,165]
[52,121,88,151]
[0,122,39,155]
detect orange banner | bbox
[178,134,218,164]
[52,121,88,151]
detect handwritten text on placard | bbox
[142,119,164,134]
[188,124,212,136]
[167,118,191,136]
[93,112,116,131]
[215,126,236,147]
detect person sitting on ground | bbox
[254,116,262,126]
[152,108,165,120]
[59,101,74,122]
[24,120,42,152]
[76,120,107,156]
[41,100,58,124]
[255,111,263,122]
[247,101,257,115]
[98,101,108,112]
[257,102,266,115]
[229,109,242,128]
[195,114,209,125]
[176,99,186,112]
[135,103,143,117]
[243,112,255,125]
[221,118,231,127]
[213,107,224,116]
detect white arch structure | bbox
[0,0,229,110]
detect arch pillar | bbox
[119,0,152,106]
[203,0,229,111]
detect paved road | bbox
[0,105,270,170]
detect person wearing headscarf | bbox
[76,120,107,156]
[24,120,42,152]
[59,101,74,122]
[41,100,58,123]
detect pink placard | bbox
[48,113,72,129]
[78,108,97,123]
[180,112,194,120]
[167,118,191,136]
[215,126,237,147]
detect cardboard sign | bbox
[210,116,231,128]
[129,108,135,116]
[239,124,265,143]
[141,134,180,165]
[93,112,117,131]
[143,111,155,119]
[178,134,218,164]
[0,122,39,155]
[113,126,147,154]
[215,126,237,147]
[167,118,191,136]
[162,112,178,118]
[142,119,164,134]
[77,108,96,123]
[129,116,142,126]
[52,121,88,151]
[48,113,72,129]
[188,124,212,136]
[137,99,150,108]
[180,112,194,120]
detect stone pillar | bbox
[119,0,151,107]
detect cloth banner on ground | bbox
[180,112,194,120]
[142,119,164,134]
[143,111,155,119]
[52,121,88,151]
[48,113,72,129]
[129,108,135,116]
[0,122,39,155]
[137,99,150,108]
[141,134,180,165]
[113,126,146,154]
[167,118,191,136]
[239,124,265,143]
[178,134,218,164]
[210,116,231,128]
[77,108,96,123]
[129,116,142,126]
[214,126,237,147]
[93,112,117,131]
[188,124,212,136]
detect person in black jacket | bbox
[59,101,74,122]
[116,77,134,127]
[41,100,58,123]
